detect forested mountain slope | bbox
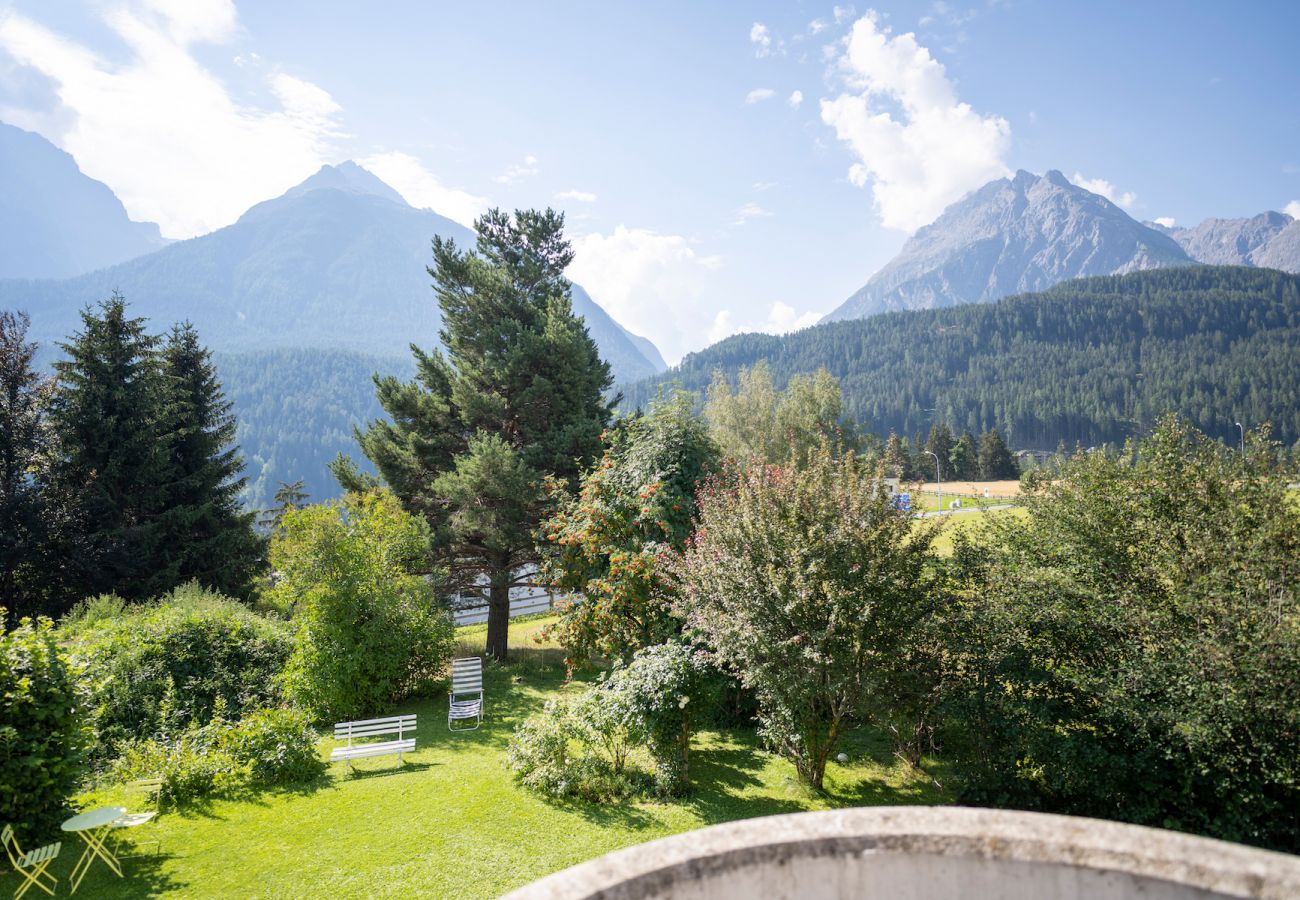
[623,267,1300,449]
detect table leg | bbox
[69,826,123,893]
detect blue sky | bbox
[1,1,1297,362]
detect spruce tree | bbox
[50,295,169,601]
[925,423,955,480]
[978,428,1018,479]
[340,209,613,659]
[260,479,309,532]
[950,430,978,480]
[158,323,264,598]
[0,312,55,621]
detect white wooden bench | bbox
[330,714,416,773]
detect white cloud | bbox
[788,89,804,108]
[1285,200,1300,219]
[358,151,487,228]
[833,5,858,24]
[807,18,829,35]
[555,189,597,203]
[1153,216,1176,228]
[1069,172,1137,209]
[750,22,772,56]
[733,201,773,225]
[708,302,823,344]
[819,12,1011,232]
[745,88,776,105]
[568,226,724,364]
[0,3,345,238]
[493,154,538,185]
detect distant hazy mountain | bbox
[824,169,1192,323]
[1150,211,1299,273]
[1,161,665,508]
[0,122,168,279]
[5,161,665,383]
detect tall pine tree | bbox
[50,296,169,601]
[157,322,264,598]
[339,209,612,659]
[0,311,56,621]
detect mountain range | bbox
[5,119,1298,507]
[823,169,1299,323]
[0,125,665,509]
[1149,211,1300,271]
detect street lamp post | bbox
[924,450,942,515]
[1235,421,1244,455]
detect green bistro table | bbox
[61,806,126,893]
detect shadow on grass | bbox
[39,844,185,899]
[331,760,437,780]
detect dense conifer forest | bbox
[622,266,1300,449]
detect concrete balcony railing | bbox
[504,807,1300,900]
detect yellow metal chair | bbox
[110,778,162,856]
[1,825,60,899]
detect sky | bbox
[1,1,1298,364]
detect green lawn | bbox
[55,617,950,899]
[911,492,1009,513]
[928,504,1029,555]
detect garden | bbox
[3,212,1298,899]
[9,615,947,898]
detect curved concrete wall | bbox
[504,807,1300,900]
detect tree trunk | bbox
[484,568,511,661]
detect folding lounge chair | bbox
[448,656,484,731]
[2,825,60,900]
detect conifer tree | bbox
[260,479,309,532]
[340,209,613,659]
[978,428,1018,479]
[50,295,169,601]
[157,322,264,598]
[950,431,978,480]
[0,312,55,621]
[925,423,955,480]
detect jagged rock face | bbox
[1153,211,1295,267]
[824,169,1192,323]
[1252,219,1300,273]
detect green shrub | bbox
[0,614,91,840]
[505,698,644,802]
[62,582,291,759]
[943,418,1300,851]
[269,491,456,722]
[601,642,707,796]
[213,707,325,787]
[111,706,323,806]
[507,642,707,800]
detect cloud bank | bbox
[0,1,345,237]
[820,11,1011,232]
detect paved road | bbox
[917,504,1016,519]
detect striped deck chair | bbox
[2,825,60,899]
[448,656,484,731]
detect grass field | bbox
[927,504,1029,555]
[56,616,950,899]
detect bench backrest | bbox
[451,657,482,696]
[333,714,417,742]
